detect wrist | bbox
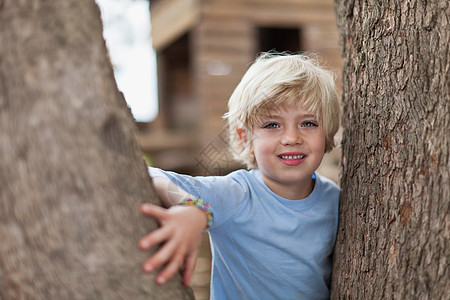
[177,198,213,230]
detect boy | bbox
[139,52,341,299]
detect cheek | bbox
[252,139,273,159]
[250,138,263,156]
[314,136,326,153]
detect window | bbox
[258,27,302,53]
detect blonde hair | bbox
[223,52,340,169]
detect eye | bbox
[263,122,280,129]
[301,121,318,128]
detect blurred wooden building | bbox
[137,0,342,177]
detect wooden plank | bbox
[200,69,248,79]
[245,0,334,8]
[203,98,233,113]
[198,88,234,102]
[202,113,228,129]
[196,51,253,64]
[302,24,340,50]
[195,22,254,48]
[150,0,200,50]
[198,17,253,35]
[196,33,254,47]
[195,46,255,63]
[206,0,334,9]
[195,44,253,57]
[137,131,193,152]
[202,1,336,25]
[197,41,254,55]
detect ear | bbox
[237,128,247,143]
[238,128,254,154]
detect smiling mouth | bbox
[279,155,305,160]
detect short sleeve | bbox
[148,167,248,229]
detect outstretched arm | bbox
[139,203,207,285]
[152,177,191,207]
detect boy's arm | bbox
[139,203,207,286]
[152,177,192,207]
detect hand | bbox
[139,203,207,285]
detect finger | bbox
[182,250,198,286]
[156,250,186,285]
[142,239,180,274]
[138,226,171,250]
[140,203,169,220]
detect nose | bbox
[281,127,302,145]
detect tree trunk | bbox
[332,0,449,299]
[0,1,193,298]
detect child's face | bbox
[250,105,325,199]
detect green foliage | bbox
[143,153,152,166]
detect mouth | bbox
[279,154,305,160]
[278,153,306,166]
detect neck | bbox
[264,176,315,200]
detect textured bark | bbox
[0,1,193,299]
[331,0,449,299]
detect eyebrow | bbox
[263,113,318,119]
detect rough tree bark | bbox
[331,0,448,299]
[0,1,193,298]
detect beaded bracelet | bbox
[177,197,213,230]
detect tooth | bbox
[280,155,306,159]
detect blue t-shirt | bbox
[149,168,340,300]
